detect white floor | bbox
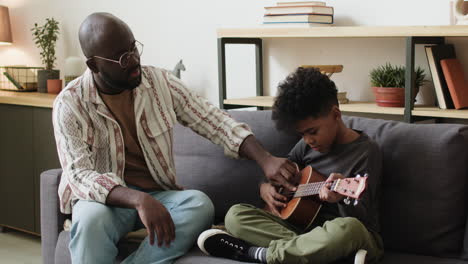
[0,228,42,264]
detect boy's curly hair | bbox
[272,67,338,132]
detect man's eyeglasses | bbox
[91,40,144,68]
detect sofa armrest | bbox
[40,169,67,264]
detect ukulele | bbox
[267,165,368,230]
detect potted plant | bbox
[31,18,60,93]
[370,63,426,107]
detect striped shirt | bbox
[52,66,253,214]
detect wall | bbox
[0,0,464,106]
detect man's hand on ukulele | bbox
[262,156,299,191]
[260,182,288,217]
[319,173,345,203]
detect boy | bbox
[197,67,384,264]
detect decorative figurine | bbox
[171,59,186,79]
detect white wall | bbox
[0,0,463,106]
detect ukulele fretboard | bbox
[293,180,338,198]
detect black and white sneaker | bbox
[197,229,253,262]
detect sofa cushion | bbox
[55,231,72,264]
[175,247,257,264]
[173,110,299,222]
[343,116,468,258]
[381,251,468,264]
[55,230,138,263]
[463,217,468,259]
[176,248,468,264]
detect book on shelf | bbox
[440,58,468,109]
[339,98,349,104]
[301,65,343,74]
[262,22,333,27]
[264,5,334,16]
[277,1,326,7]
[425,44,456,109]
[264,14,333,24]
[337,91,347,99]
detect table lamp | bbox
[0,6,12,45]
[64,56,86,86]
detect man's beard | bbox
[100,65,142,93]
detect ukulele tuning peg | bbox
[356,174,361,178]
[344,197,351,205]
[363,173,369,178]
[353,199,359,206]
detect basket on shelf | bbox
[0,66,44,92]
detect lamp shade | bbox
[0,6,12,44]
[64,56,86,86]
[64,56,86,76]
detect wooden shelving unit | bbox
[224,97,468,119]
[218,26,468,38]
[224,97,403,114]
[217,25,468,122]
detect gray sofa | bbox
[41,110,468,264]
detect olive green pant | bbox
[225,204,384,264]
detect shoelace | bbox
[220,237,244,251]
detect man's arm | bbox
[53,96,125,205]
[165,71,251,159]
[164,70,298,190]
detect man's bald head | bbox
[79,12,134,58]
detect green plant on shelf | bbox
[370,63,426,88]
[31,18,60,70]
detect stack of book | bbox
[338,91,349,104]
[425,44,468,110]
[263,1,334,26]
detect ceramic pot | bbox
[47,79,62,94]
[37,69,59,93]
[372,87,405,107]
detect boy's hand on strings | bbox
[319,173,345,203]
[260,182,288,217]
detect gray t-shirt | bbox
[288,131,382,233]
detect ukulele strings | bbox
[281,180,338,198]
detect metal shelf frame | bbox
[217,28,462,123]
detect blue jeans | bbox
[70,188,214,264]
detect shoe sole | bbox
[197,229,231,256]
[354,249,367,264]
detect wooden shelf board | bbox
[224,96,275,107]
[224,97,404,115]
[0,91,56,108]
[412,107,468,119]
[218,25,468,38]
[224,97,468,119]
[340,102,404,115]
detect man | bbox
[52,13,297,264]
[198,67,384,264]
